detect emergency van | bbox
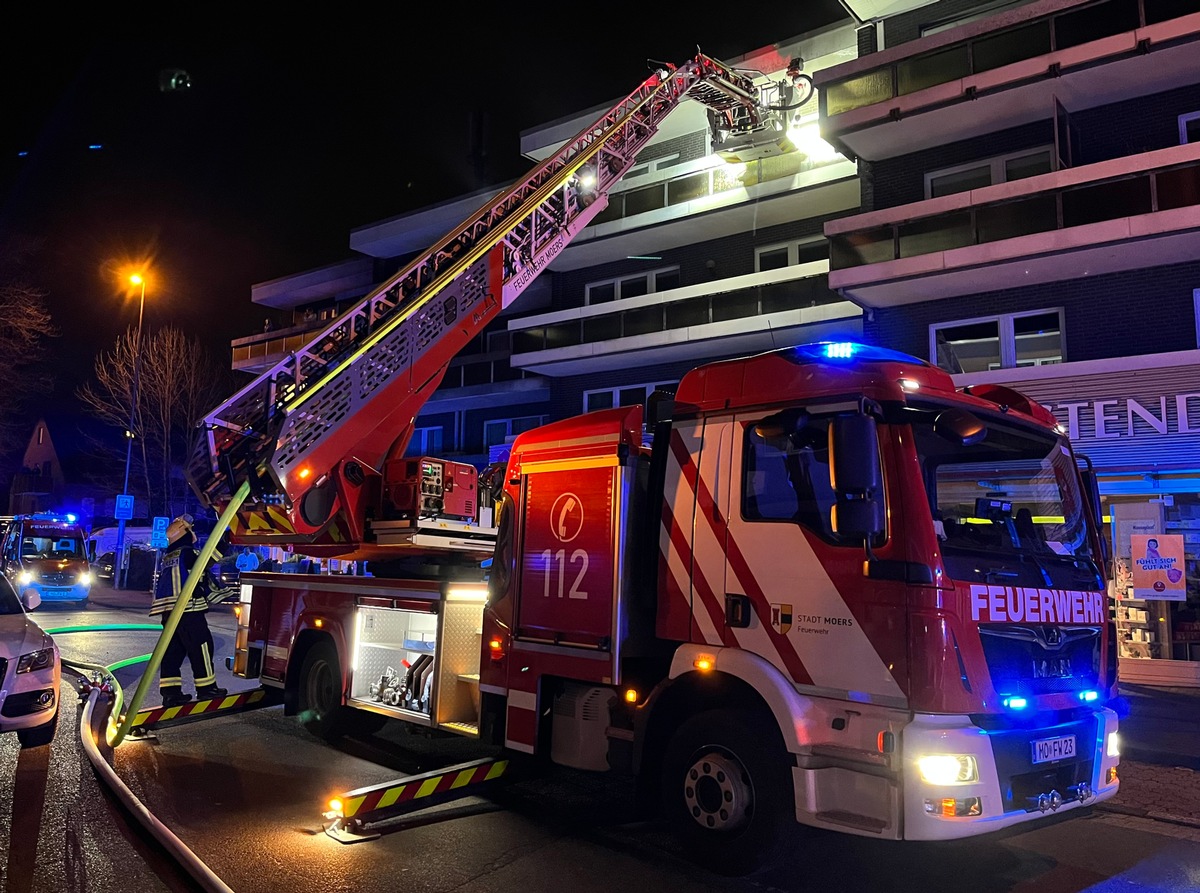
[0,513,94,608]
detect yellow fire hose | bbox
[109,480,251,747]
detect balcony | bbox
[825,141,1200,306]
[816,0,1200,161]
[231,321,326,373]
[508,263,862,376]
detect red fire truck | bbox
[186,53,1119,874]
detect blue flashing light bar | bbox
[1079,690,1099,702]
[1003,696,1029,710]
[791,341,928,366]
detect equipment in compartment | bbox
[408,654,434,713]
[369,666,407,707]
[385,457,478,522]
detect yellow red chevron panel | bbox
[131,688,269,728]
[229,505,297,536]
[341,758,509,819]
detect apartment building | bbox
[815,0,1200,683]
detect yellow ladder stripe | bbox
[485,760,509,781]
[377,784,407,809]
[415,777,441,799]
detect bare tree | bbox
[77,326,227,518]
[0,280,60,459]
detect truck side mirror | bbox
[829,414,885,541]
[1078,457,1111,569]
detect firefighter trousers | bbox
[160,611,218,693]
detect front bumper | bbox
[22,583,90,603]
[901,707,1120,840]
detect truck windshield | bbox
[906,405,1104,591]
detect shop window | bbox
[931,309,1064,373]
[925,148,1053,199]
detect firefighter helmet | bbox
[165,513,195,545]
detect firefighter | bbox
[150,514,228,707]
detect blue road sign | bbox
[151,515,170,548]
[115,494,135,521]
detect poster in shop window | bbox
[1131,534,1187,601]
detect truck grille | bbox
[979,624,1101,697]
[987,713,1098,813]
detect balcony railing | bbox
[819,0,1194,120]
[510,264,840,354]
[829,149,1200,271]
[589,148,839,227]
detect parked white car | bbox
[0,580,61,747]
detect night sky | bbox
[0,9,849,410]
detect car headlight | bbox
[17,648,55,673]
[18,570,34,585]
[78,571,93,585]
[917,754,979,785]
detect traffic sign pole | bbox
[113,494,135,590]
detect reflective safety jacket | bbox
[149,541,226,617]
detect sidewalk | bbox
[1102,682,1200,826]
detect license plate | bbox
[1032,735,1076,764]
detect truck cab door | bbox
[722,410,907,703]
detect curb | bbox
[1098,801,1200,830]
[1122,746,1200,772]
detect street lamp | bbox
[114,272,147,590]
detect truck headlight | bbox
[1107,732,1120,758]
[18,570,34,585]
[917,754,979,785]
[78,571,93,585]
[17,648,55,673]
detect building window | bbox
[410,427,443,455]
[925,147,1054,199]
[484,415,545,449]
[755,238,829,272]
[1194,288,1200,348]
[584,381,677,414]
[1181,112,1200,145]
[585,266,681,306]
[920,1,1024,36]
[931,309,1064,373]
[486,330,511,353]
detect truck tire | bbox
[297,641,385,740]
[661,709,791,876]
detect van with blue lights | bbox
[0,513,93,608]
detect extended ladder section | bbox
[186,53,772,546]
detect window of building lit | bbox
[931,309,1064,373]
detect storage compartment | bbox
[349,589,486,734]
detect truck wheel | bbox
[661,709,791,876]
[298,641,386,740]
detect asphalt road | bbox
[5,582,1200,893]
